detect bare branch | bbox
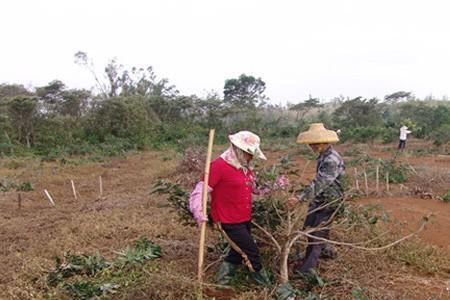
[252,221,282,253]
[293,214,430,251]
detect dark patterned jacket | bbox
[298,146,345,203]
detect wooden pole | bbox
[386,172,390,192]
[354,168,360,191]
[363,170,369,196]
[71,180,78,200]
[18,193,22,209]
[44,189,55,206]
[197,129,215,295]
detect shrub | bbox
[442,190,450,203]
[348,154,409,183]
[381,127,397,144]
[33,115,83,154]
[17,182,33,191]
[380,160,409,183]
[340,127,385,143]
[85,96,150,144]
[431,124,450,146]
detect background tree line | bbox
[1,52,449,159]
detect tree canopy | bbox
[223,74,267,108]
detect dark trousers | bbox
[398,139,406,150]
[297,202,335,273]
[221,221,262,272]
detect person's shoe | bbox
[250,269,271,286]
[216,261,238,285]
[293,267,313,279]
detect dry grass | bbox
[408,165,450,197]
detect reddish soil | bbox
[360,196,450,251]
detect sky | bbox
[1,0,449,105]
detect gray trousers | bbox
[297,202,335,273]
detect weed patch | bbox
[388,240,450,275]
[45,237,161,299]
[442,190,450,203]
[0,178,34,192]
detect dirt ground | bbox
[359,196,450,250]
[1,140,449,299]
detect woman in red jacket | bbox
[189,131,269,285]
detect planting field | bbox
[1,140,449,299]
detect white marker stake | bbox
[376,165,379,195]
[354,168,360,191]
[44,189,55,206]
[364,171,369,196]
[99,176,103,197]
[71,180,78,200]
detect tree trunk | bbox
[279,244,291,284]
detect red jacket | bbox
[207,157,254,224]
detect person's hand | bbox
[286,197,298,210]
[194,214,208,227]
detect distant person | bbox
[287,123,345,276]
[188,131,270,286]
[398,125,411,151]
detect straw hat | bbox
[229,131,267,160]
[296,123,339,144]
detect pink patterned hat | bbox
[229,131,267,160]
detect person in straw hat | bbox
[189,131,270,286]
[287,123,345,276]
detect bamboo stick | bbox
[197,129,215,295]
[18,193,22,209]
